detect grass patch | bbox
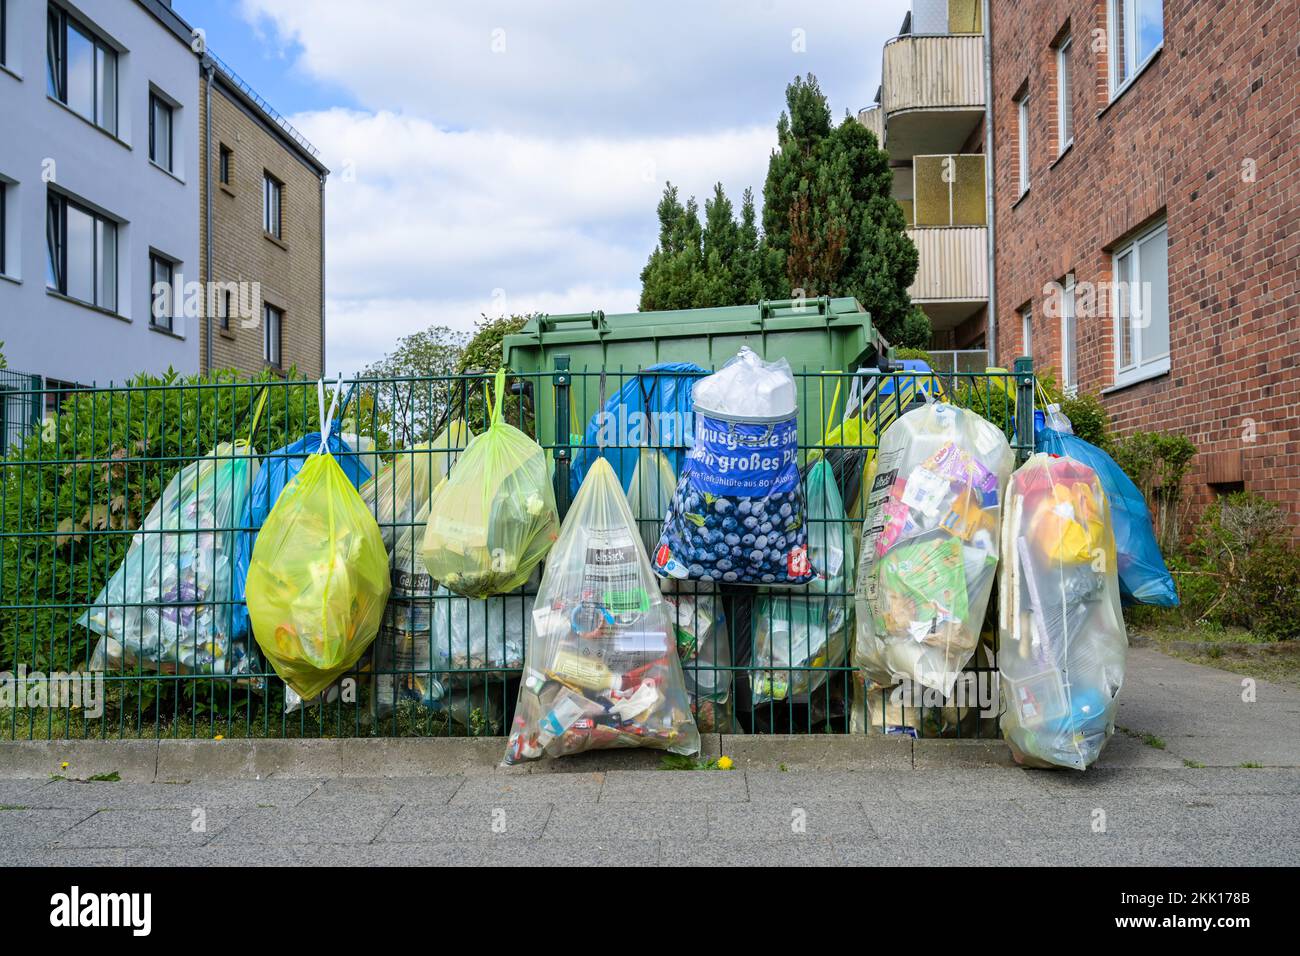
[658,754,732,771]
[1143,734,1167,750]
[0,804,30,811]
[1183,759,1205,769]
[1131,623,1300,688]
[87,771,121,782]
[1239,761,1264,769]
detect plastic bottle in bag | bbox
[853,402,1014,696]
[245,382,391,700]
[999,453,1127,770]
[653,347,814,587]
[504,458,700,765]
[422,370,559,598]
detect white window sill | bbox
[46,287,128,322]
[149,159,185,185]
[149,321,185,340]
[0,272,21,286]
[1012,186,1030,209]
[1099,44,1164,118]
[0,63,21,82]
[1103,357,1170,393]
[1050,140,1074,169]
[47,95,130,150]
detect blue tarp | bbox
[569,362,705,495]
[230,426,371,640]
[1035,421,1179,607]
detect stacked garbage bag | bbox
[244,383,391,699]
[83,441,260,679]
[999,453,1127,769]
[854,402,1014,696]
[505,458,700,765]
[1034,407,1178,607]
[627,448,733,732]
[654,347,814,586]
[422,370,559,598]
[751,460,854,704]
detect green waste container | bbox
[502,298,890,482]
[503,296,886,375]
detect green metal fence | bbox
[0,360,1035,740]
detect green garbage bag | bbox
[421,370,559,598]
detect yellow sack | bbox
[246,381,391,699]
[422,369,559,598]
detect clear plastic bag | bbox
[82,442,260,679]
[653,348,813,586]
[999,453,1127,770]
[422,370,559,598]
[854,402,1013,696]
[245,382,391,700]
[504,458,700,765]
[751,460,854,703]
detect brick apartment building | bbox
[198,53,328,379]
[988,0,1299,528]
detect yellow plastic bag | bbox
[245,381,392,699]
[422,370,559,598]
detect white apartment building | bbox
[0,0,200,395]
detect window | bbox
[150,253,175,331]
[1021,304,1033,358]
[1112,220,1170,385]
[263,173,282,238]
[1109,0,1163,93]
[263,304,283,367]
[0,182,7,276]
[218,288,232,330]
[1016,93,1031,196]
[46,190,116,312]
[149,93,173,172]
[1056,37,1073,153]
[219,145,233,186]
[1060,274,1077,395]
[1,0,8,68]
[47,5,118,135]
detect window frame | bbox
[263,303,283,367]
[263,172,282,239]
[47,5,118,135]
[1108,0,1164,97]
[1016,93,1031,197]
[1,0,8,69]
[1111,220,1171,387]
[1056,36,1073,154]
[148,91,174,172]
[45,189,118,313]
[219,144,233,186]
[1060,273,1077,396]
[0,181,7,277]
[149,252,176,331]
[1021,303,1033,358]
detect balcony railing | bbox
[907,226,988,304]
[882,34,985,117]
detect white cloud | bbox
[237,1,912,372]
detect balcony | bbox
[907,226,988,329]
[881,34,985,159]
[857,105,884,147]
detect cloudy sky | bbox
[178,1,911,374]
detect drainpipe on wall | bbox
[319,172,326,377]
[203,60,214,377]
[982,0,998,366]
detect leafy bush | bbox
[0,368,320,686]
[1172,493,1300,640]
[1110,430,1197,551]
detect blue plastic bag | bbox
[230,425,371,640]
[1034,421,1178,607]
[570,362,705,496]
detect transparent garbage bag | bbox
[422,370,559,598]
[82,441,260,679]
[751,460,854,704]
[245,382,391,700]
[853,402,1014,696]
[653,347,813,586]
[504,458,701,765]
[999,453,1127,770]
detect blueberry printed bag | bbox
[652,348,814,587]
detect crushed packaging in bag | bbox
[422,370,559,598]
[245,382,391,700]
[505,458,700,765]
[751,459,854,703]
[999,453,1127,770]
[854,402,1013,696]
[653,347,813,586]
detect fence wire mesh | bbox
[0,363,1034,740]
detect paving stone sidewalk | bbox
[0,649,1296,866]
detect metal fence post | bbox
[552,354,572,520]
[1013,356,1035,464]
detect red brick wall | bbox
[989,0,1300,534]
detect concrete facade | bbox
[0,0,200,387]
[198,59,327,380]
[988,0,1299,529]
